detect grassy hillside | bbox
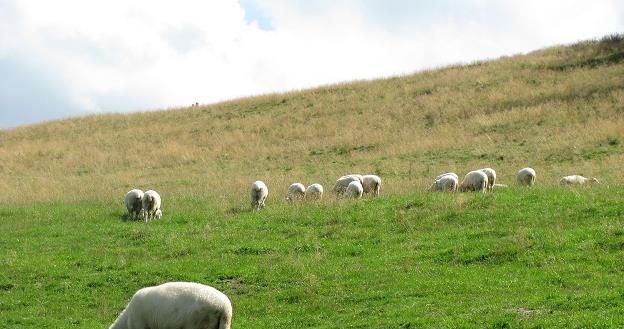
[0,35,623,206]
[1,187,623,328]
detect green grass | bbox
[1,186,623,328]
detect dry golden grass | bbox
[1,35,623,206]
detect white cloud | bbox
[0,0,622,127]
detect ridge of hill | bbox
[1,35,623,205]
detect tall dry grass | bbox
[1,35,623,206]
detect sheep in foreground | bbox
[517,167,536,186]
[250,181,268,210]
[332,174,363,195]
[362,174,382,196]
[286,183,306,202]
[346,180,363,199]
[480,168,496,192]
[559,175,600,186]
[142,190,162,222]
[459,170,489,193]
[428,174,458,192]
[305,183,324,201]
[108,282,232,329]
[124,189,144,220]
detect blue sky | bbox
[0,0,622,128]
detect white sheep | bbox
[480,168,496,192]
[286,183,306,202]
[124,189,144,220]
[142,190,162,222]
[459,170,489,193]
[250,180,268,210]
[332,174,363,195]
[362,174,382,196]
[108,282,232,329]
[428,174,458,192]
[559,175,600,186]
[517,168,536,186]
[346,180,363,199]
[305,183,324,201]
[435,172,459,181]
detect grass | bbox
[1,34,624,328]
[0,35,623,206]
[1,187,623,328]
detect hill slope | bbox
[1,35,623,205]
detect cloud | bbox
[0,0,622,128]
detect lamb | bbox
[108,282,232,329]
[346,180,363,199]
[142,190,162,222]
[559,175,600,186]
[305,183,324,201]
[362,174,382,196]
[286,183,306,202]
[250,180,268,210]
[332,174,363,195]
[480,168,496,192]
[428,174,458,192]
[517,167,536,186]
[124,189,144,220]
[459,170,489,193]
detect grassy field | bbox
[1,35,624,328]
[1,187,623,328]
[0,35,623,206]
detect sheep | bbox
[155,209,162,220]
[435,172,459,181]
[286,183,306,202]
[305,183,324,201]
[250,180,268,210]
[480,168,496,192]
[345,180,363,199]
[124,189,144,220]
[459,170,489,193]
[332,174,363,195]
[362,174,382,196]
[142,190,162,222]
[559,175,600,186]
[517,167,536,186]
[428,174,458,192]
[108,282,232,329]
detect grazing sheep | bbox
[305,183,324,201]
[142,190,162,222]
[124,189,144,220]
[108,282,232,329]
[346,180,363,199]
[459,170,489,193]
[250,181,268,210]
[517,168,536,186]
[559,175,600,186]
[435,172,459,181]
[428,174,458,192]
[332,174,363,195]
[286,183,306,202]
[480,168,496,192]
[362,174,382,196]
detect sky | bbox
[0,0,623,128]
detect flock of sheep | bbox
[249,173,382,210]
[112,168,601,328]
